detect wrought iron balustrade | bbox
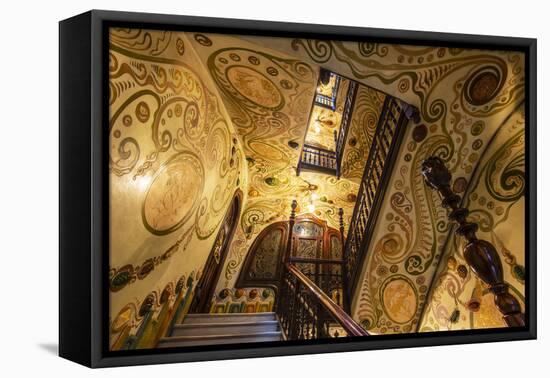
[276,263,368,340]
[287,257,344,307]
[343,96,416,296]
[297,144,337,175]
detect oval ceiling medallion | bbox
[142,152,204,235]
[381,276,418,324]
[249,140,286,161]
[226,66,283,109]
[463,66,505,106]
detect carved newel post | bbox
[284,200,298,263]
[338,208,345,244]
[421,156,525,327]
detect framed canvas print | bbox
[59,10,536,368]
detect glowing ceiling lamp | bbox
[135,174,152,192]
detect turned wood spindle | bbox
[338,208,345,244]
[421,156,525,327]
[285,199,298,263]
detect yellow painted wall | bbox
[108,29,248,349]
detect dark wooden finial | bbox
[338,208,345,243]
[290,199,297,221]
[285,199,299,263]
[399,100,421,123]
[421,156,525,327]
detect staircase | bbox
[157,312,283,348]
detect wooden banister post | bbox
[284,200,297,263]
[338,208,345,244]
[421,156,525,327]
[339,207,350,313]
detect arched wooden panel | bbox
[236,221,289,289]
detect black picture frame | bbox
[59,9,537,368]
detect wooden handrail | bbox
[285,263,368,337]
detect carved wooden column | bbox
[286,200,299,337]
[284,199,298,263]
[421,156,525,327]
[338,207,350,312]
[338,208,345,244]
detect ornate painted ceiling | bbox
[183,34,365,291]
[107,28,526,339]
[304,77,350,151]
[246,36,525,333]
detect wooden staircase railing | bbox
[421,156,525,327]
[297,144,337,176]
[276,263,368,339]
[343,97,416,297]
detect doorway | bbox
[289,215,344,306]
[189,190,242,313]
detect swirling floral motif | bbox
[206,47,316,171]
[109,42,208,177]
[109,30,526,338]
[290,39,520,123]
[341,85,386,180]
[109,30,247,347]
[484,131,525,202]
[224,227,249,281]
[324,39,526,334]
[110,28,172,56]
[419,105,525,332]
[109,91,161,176]
[402,133,452,276]
[291,39,333,63]
[241,198,286,238]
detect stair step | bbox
[182,312,276,324]
[171,320,279,337]
[158,331,282,348]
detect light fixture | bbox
[135,174,152,192]
[307,203,316,213]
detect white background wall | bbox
[0,0,546,376]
